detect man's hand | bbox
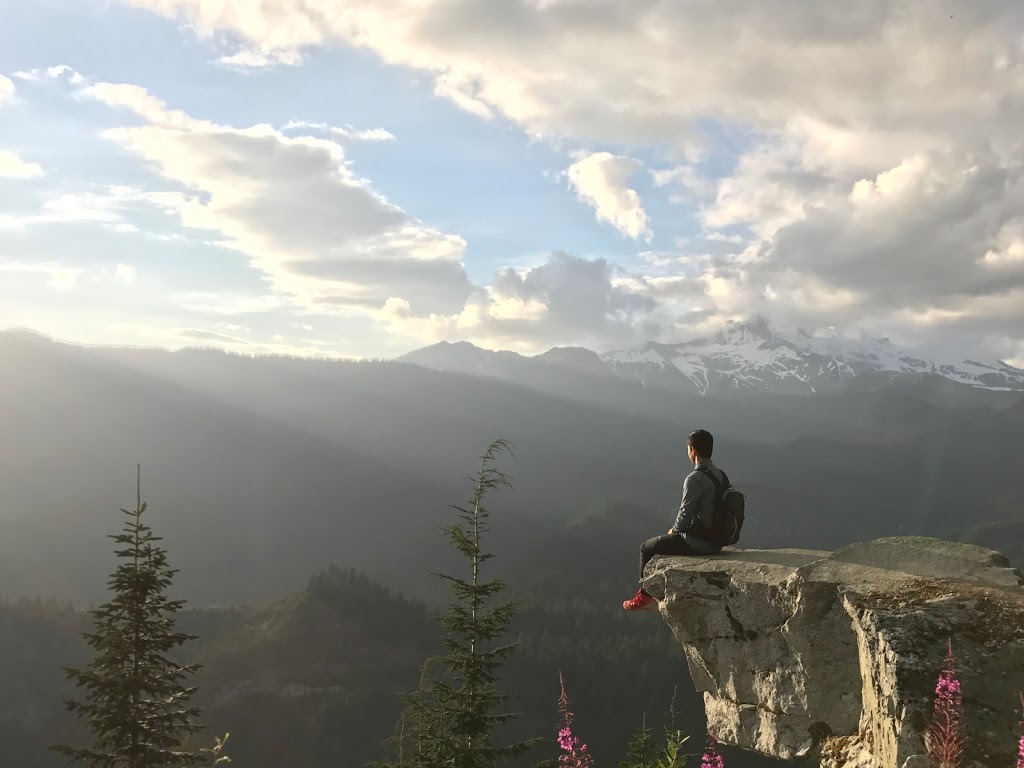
[667,528,675,535]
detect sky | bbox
[1,0,1023,365]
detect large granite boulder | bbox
[641,537,1024,768]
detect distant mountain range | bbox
[2,326,1022,610]
[399,318,1024,396]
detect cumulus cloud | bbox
[490,252,655,336]
[703,147,1024,352]
[177,328,249,344]
[0,258,150,293]
[218,47,302,68]
[172,291,288,316]
[46,65,84,84]
[702,139,831,238]
[0,75,14,104]
[84,81,474,316]
[0,150,43,178]
[0,186,180,230]
[282,120,396,142]
[118,1,1024,147]
[566,152,652,240]
[10,65,84,84]
[0,260,83,291]
[70,2,1024,359]
[382,251,666,352]
[115,263,136,282]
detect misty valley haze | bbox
[1,327,1022,607]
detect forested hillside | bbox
[2,331,1021,605]
[2,331,1021,767]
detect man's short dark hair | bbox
[688,429,714,458]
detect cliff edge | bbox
[641,537,1024,768]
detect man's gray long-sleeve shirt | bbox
[672,459,724,553]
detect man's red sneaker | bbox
[622,590,657,611]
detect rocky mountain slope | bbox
[401,318,1024,396]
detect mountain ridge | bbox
[400,320,1024,396]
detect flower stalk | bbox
[557,672,594,768]
[701,732,724,768]
[925,640,964,768]
[1016,692,1023,768]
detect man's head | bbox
[687,429,714,464]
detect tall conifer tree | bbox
[382,439,538,768]
[53,466,203,768]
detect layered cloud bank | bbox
[2,1,1023,363]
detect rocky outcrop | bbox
[641,537,1024,768]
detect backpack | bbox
[691,466,745,547]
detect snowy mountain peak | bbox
[603,322,1024,395]
[706,317,777,347]
[399,323,1024,397]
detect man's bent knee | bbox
[640,536,661,555]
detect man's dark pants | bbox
[639,532,703,582]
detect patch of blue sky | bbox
[0,209,254,292]
[1,1,186,88]
[270,47,635,283]
[1,87,151,194]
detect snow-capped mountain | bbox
[400,320,1024,397]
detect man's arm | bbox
[671,471,706,534]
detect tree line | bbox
[50,444,696,768]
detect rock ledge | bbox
[642,537,1024,768]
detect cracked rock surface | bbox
[641,537,1024,768]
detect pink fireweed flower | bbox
[926,641,964,768]
[702,732,724,768]
[557,672,593,768]
[1016,693,1023,768]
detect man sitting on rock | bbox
[623,428,725,611]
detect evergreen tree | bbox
[53,466,203,768]
[381,439,538,768]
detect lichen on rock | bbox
[641,537,1024,768]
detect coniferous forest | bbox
[4,447,734,768]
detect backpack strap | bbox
[691,466,724,538]
[696,465,723,495]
